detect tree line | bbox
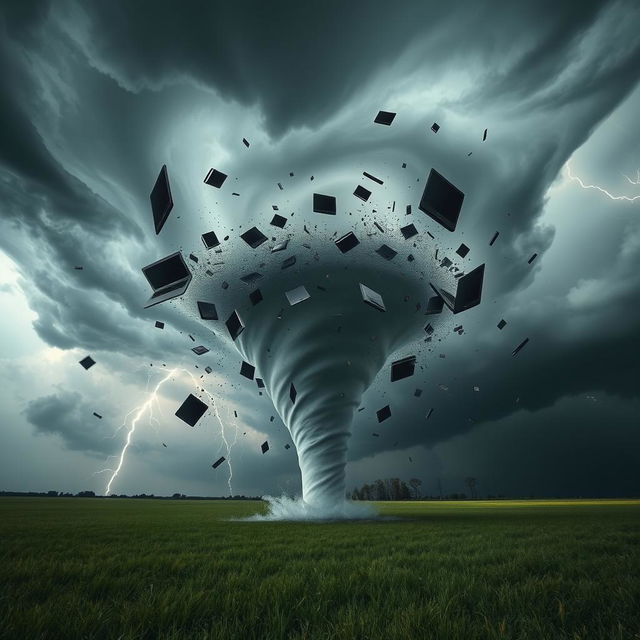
[350,477,488,501]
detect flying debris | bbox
[212,456,226,469]
[430,122,440,133]
[74,266,83,270]
[256,378,265,389]
[363,171,383,185]
[489,231,499,246]
[335,231,360,253]
[150,164,173,235]
[290,383,297,404]
[175,394,208,427]
[285,285,310,306]
[155,321,165,329]
[205,366,212,374]
[277,182,284,190]
[240,227,268,248]
[271,238,289,252]
[376,405,391,422]
[375,244,397,261]
[456,243,470,258]
[424,323,434,335]
[226,310,245,341]
[79,356,95,370]
[353,185,371,202]
[373,222,386,234]
[360,283,386,312]
[497,319,507,330]
[425,295,444,315]
[240,361,256,380]
[374,110,396,125]
[192,346,209,355]
[204,168,228,188]
[242,138,250,147]
[249,289,263,306]
[189,253,199,264]
[426,408,434,420]
[390,356,416,382]
[93,412,102,419]
[453,264,485,313]
[201,231,220,249]
[400,223,418,239]
[285,444,291,450]
[261,441,269,454]
[528,253,538,265]
[162,442,167,448]
[512,338,530,356]
[281,256,297,269]
[313,193,337,215]
[419,168,464,232]
[430,264,485,314]
[240,272,263,285]
[406,205,412,215]
[197,301,218,320]
[141,251,192,308]
[482,128,488,141]
[270,214,288,228]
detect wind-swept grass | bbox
[1,498,639,639]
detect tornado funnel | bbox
[234,266,433,507]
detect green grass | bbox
[1,498,639,639]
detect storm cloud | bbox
[1,0,639,497]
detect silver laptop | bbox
[142,251,192,308]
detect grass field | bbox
[1,498,639,639]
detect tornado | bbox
[233,264,434,511]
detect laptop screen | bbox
[143,252,190,291]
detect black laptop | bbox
[141,251,192,308]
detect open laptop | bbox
[429,263,485,315]
[141,251,192,308]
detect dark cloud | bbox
[23,390,121,457]
[1,0,639,495]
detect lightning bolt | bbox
[565,161,640,202]
[623,169,640,185]
[103,369,176,495]
[99,367,237,496]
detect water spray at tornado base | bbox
[90,117,637,521]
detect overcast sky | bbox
[1,0,639,499]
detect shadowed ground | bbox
[1,498,639,639]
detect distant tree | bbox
[47,490,58,497]
[409,478,422,499]
[399,481,411,500]
[465,477,478,500]
[374,479,386,501]
[76,490,95,497]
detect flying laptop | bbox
[141,251,192,308]
[150,165,173,235]
[429,264,485,315]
